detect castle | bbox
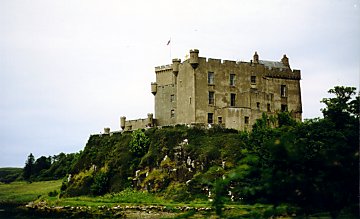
[120,49,302,131]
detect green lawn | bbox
[0,180,62,204]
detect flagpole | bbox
[169,37,172,59]
[166,37,172,59]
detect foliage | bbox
[23,153,35,181]
[90,167,109,196]
[0,168,23,183]
[129,129,150,157]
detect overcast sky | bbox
[0,0,359,167]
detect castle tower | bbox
[151,82,157,95]
[189,49,199,69]
[120,116,126,130]
[281,54,290,68]
[253,51,259,64]
[172,58,181,77]
[147,113,154,127]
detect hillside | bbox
[0,167,22,183]
[59,86,359,218]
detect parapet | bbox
[120,113,156,131]
[155,64,172,73]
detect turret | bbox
[253,51,259,64]
[281,54,290,68]
[172,58,181,77]
[151,82,157,95]
[120,116,126,130]
[147,113,154,127]
[104,127,110,134]
[189,49,199,69]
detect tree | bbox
[23,153,35,181]
[321,86,359,127]
[129,129,150,157]
[33,156,52,176]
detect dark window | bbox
[251,76,256,84]
[281,104,288,112]
[208,72,214,84]
[267,103,271,112]
[230,74,235,86]
[244,116,249,124]
[218,117,222,124]
[256,102,260,110]
[170,94,175,102]
[208,91,215,105]
[281,85,287,97]
[208,113,213,124]
[171,110,175,118]
[230,93,236,107]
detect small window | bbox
[208,72,214,84]
[230,93,236,107]
[281,104,288,112]
[218,117,222,124]
[208,113,214,124]
[267,94,272,101]
[170,109,175,118]
[208,91,215,105]
[256,102,260,110]
[251,76,256,84]
[170,94,175,102]
[230,73,236,86]
[281,85,287,97]
[244,116,249,124]
[267,103,271,112]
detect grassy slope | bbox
[0,180,62,204]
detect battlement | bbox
[265,69,301,80]
[120,113,155,131]
[155,64,172,73]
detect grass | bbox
[0,180,62,204]
[3,181,347,218]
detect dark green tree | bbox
[33,156,52,176]
[23,153,35,181]
[321,86,359,127]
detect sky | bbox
[0,0,359,167]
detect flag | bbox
[166,39,171,45]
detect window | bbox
[218,117,222,124]
[208,72,214,84]
[170,109,175,118]
[230,73,235,86]
[244,116,249,124]
[267,94,273,101]
[170,94,175,102]
[256,102,260,110]
[251,76,256,84]
[208,91,215,105]
[208,113,213,124]
[230,93,236,107]
[281,104,288,112]
[281,85,287,97]
[267,103,271,112]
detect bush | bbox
[48,190,59,197]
